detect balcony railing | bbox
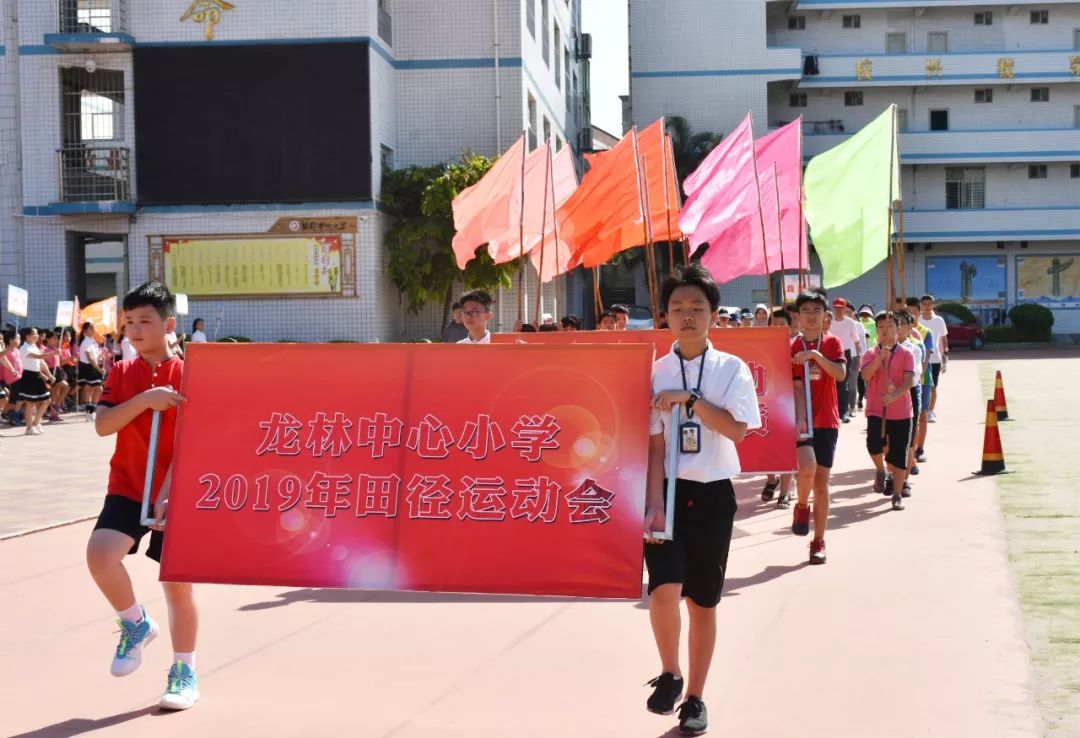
[57,145,131,203]
[377,6,392,46]
[58,0,127,35]
[799,127,1080,164]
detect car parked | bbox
[941,312,985,350]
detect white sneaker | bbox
[25,427,35,436]
[34,425,44,435]
[928,411,937,423]
[159,661,200,710]
[110,608,159,677]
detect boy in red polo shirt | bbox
[791,289,847,564]
[85,282,198,710]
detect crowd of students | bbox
[0,317,208,436]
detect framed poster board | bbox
[1016,254,1080,309]
[925,255,1006,308]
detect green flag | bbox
[804,105,900,289]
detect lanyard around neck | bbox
[676,346,707,418]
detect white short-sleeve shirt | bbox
[919,314,948,364]
[831,316,864,355]
[457,331,491,344]
[649,342,763,483]
[191,330,208,343]
[20,342,42,372]
[121,337,139,361]
[79,336,99,364]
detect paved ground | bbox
[0,354,1054,737]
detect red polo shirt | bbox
[99,355,184,504]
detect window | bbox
[929,109,949,131]
[1030,9,1049,24]
[556,136,563,152]
[945,167,985,210]
[1029,165,1048,179]
[62,68,124,144]
[789,92,808,108]
[886,33,907,53]
[564,47,571,108]
[1071,164,1080,178]
[543,116,551,144]
[380,145,394,171]
[1032,87,1050,102]
[975,88,993,104]
[526,0,535,37]
[974,11,992,26]
[1074,29,1080,50]
[554,22,562,88]
[527,93,538,149]
[541,0,549,65]
[844,91,864,106]
[928,32,948,53]
[842,14,861,29]
[1075,105,1080,128]
[377,0,392,45]
[788,15,806,30]
[897,108,909,132]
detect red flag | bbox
[451,134,527,269]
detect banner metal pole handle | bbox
[650,404,680,542]
[801,361,815,440]
[139,410,163,527]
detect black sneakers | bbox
[646,672,684,715]
[678,697,709,735]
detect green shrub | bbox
[936,302,977,324]
[985,325,1019,343]
[328,339,358,344]
[217,336,252,343]
[275,339,299,343]
[1008,303,1054,341]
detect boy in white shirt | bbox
[456,290,493,344]
[919,294,949,420]
[644,264,762,736]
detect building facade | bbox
[0,0,589,341]
[630,0,1080,333]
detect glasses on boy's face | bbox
[462,310,488,318]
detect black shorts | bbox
[930,363,942,387]
[909,386,921,423]
[866,416,913,470]
[0,380,7,400]
[93,495,164,562]
[796,427,839,469]
[644,479,737,608]
[77,362,102,386]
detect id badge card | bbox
[679,421,702,454]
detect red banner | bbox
[492,329,796,473]
[161,344,653,598]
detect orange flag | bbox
[451,134,527,269]
[80,296,118,341]
[527,146,580,283]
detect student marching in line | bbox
[644,264,761,736]
[456,289,494,344]
[904,297,935,462]
[78,321,105,418]
[18,327,53,436]
[791,289,847,565]
[898,312,928,479]
[860,311,916,511]
[919,294,949,422]
[86,282,199,710]
[761,306,797,509]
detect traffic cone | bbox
[974,399,1008,475]
[993,370,1010,421]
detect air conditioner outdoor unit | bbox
[577,33,592,59]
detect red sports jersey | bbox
[99,355,184,504]
[791,334,844,431]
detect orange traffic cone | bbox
[993,370,1010,421]
[974,399,1009,475]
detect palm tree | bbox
[666,116,722,195]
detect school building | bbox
[629,0,1080,334]
[0,0,591,340]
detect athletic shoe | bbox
[791,503,811,536]
[761,478,779,502]
[901,482,912,499]
[910,464,920,476]
[645,672,684,715]
[809,538,827,565]
[873,469,886,495]
[24,427,35,436]
[776,492,790,510]
[678,697,708,736]
[857,401,864,410]
[892,495,905,510]
[884,475,894,496]
[159,661,200,711]
[842,414,851,424]
[110,608,158,677]
[928,411,937,423]
[915,448,927,463]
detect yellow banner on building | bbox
[162,236,342,297]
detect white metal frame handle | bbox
[650,404,680,542]
[139,410,163,527]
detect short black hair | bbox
[538,323,558,332]
[875,310,902,326]
[459,289,493,311]
[794,287,829,311]
[123,281,176,319]
[520,323,537,332]
[770,307,792,325]
[560,314,580,329]
[451,301,461,311]
[598,310,615,323]
[660,263,720,312]
[0,328,14,344]
[896,310,913,325]
[905,296,920,308]
[611,304,630,316]
[893,297,905,306]
[921,293,935,303]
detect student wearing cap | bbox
[739,310,753,328]
[560,314,581,331]
[752,304,770,327]
[856,305,877,410]
[715,309,731,328]
[829,298,864,423]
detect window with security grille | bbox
[1031,9,1049,24]
[844,91,863,106]
[1032,87,1050,102]
[975,89,993,104]
[62,67,124,144]
[61,0,123,34]
[1071,164,1080,178]
[542,0,550,65]
[1029,165,1048,179]
[945,168,985,209]
[526,0,535,37]
[842,14,861,29]
[555,22,562,88]
[974,11,992,26]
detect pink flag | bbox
[488,144,577,266]
[528,147,580,282]
[699,119,807,283]
[451,134,527,269]
[679,114,759,252]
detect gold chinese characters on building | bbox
[998,57,1015,79]
[1070,56,1080,77]
[924,58,943,78]
[856,59,873,81]
[180,0,235,41]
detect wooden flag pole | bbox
[549,144,565,321]
[886,106,898,307]
[748,116,775,312]
[772,163,787,306]
[897,200,907,303]
[630,127,659,320]
[661,131,676,279]
[639,154,661,320]
[593,267,603,322]
[516,131,528,325]
[534,143,552,326]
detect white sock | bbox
[117,603,143,623]
[174,652,196,669]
